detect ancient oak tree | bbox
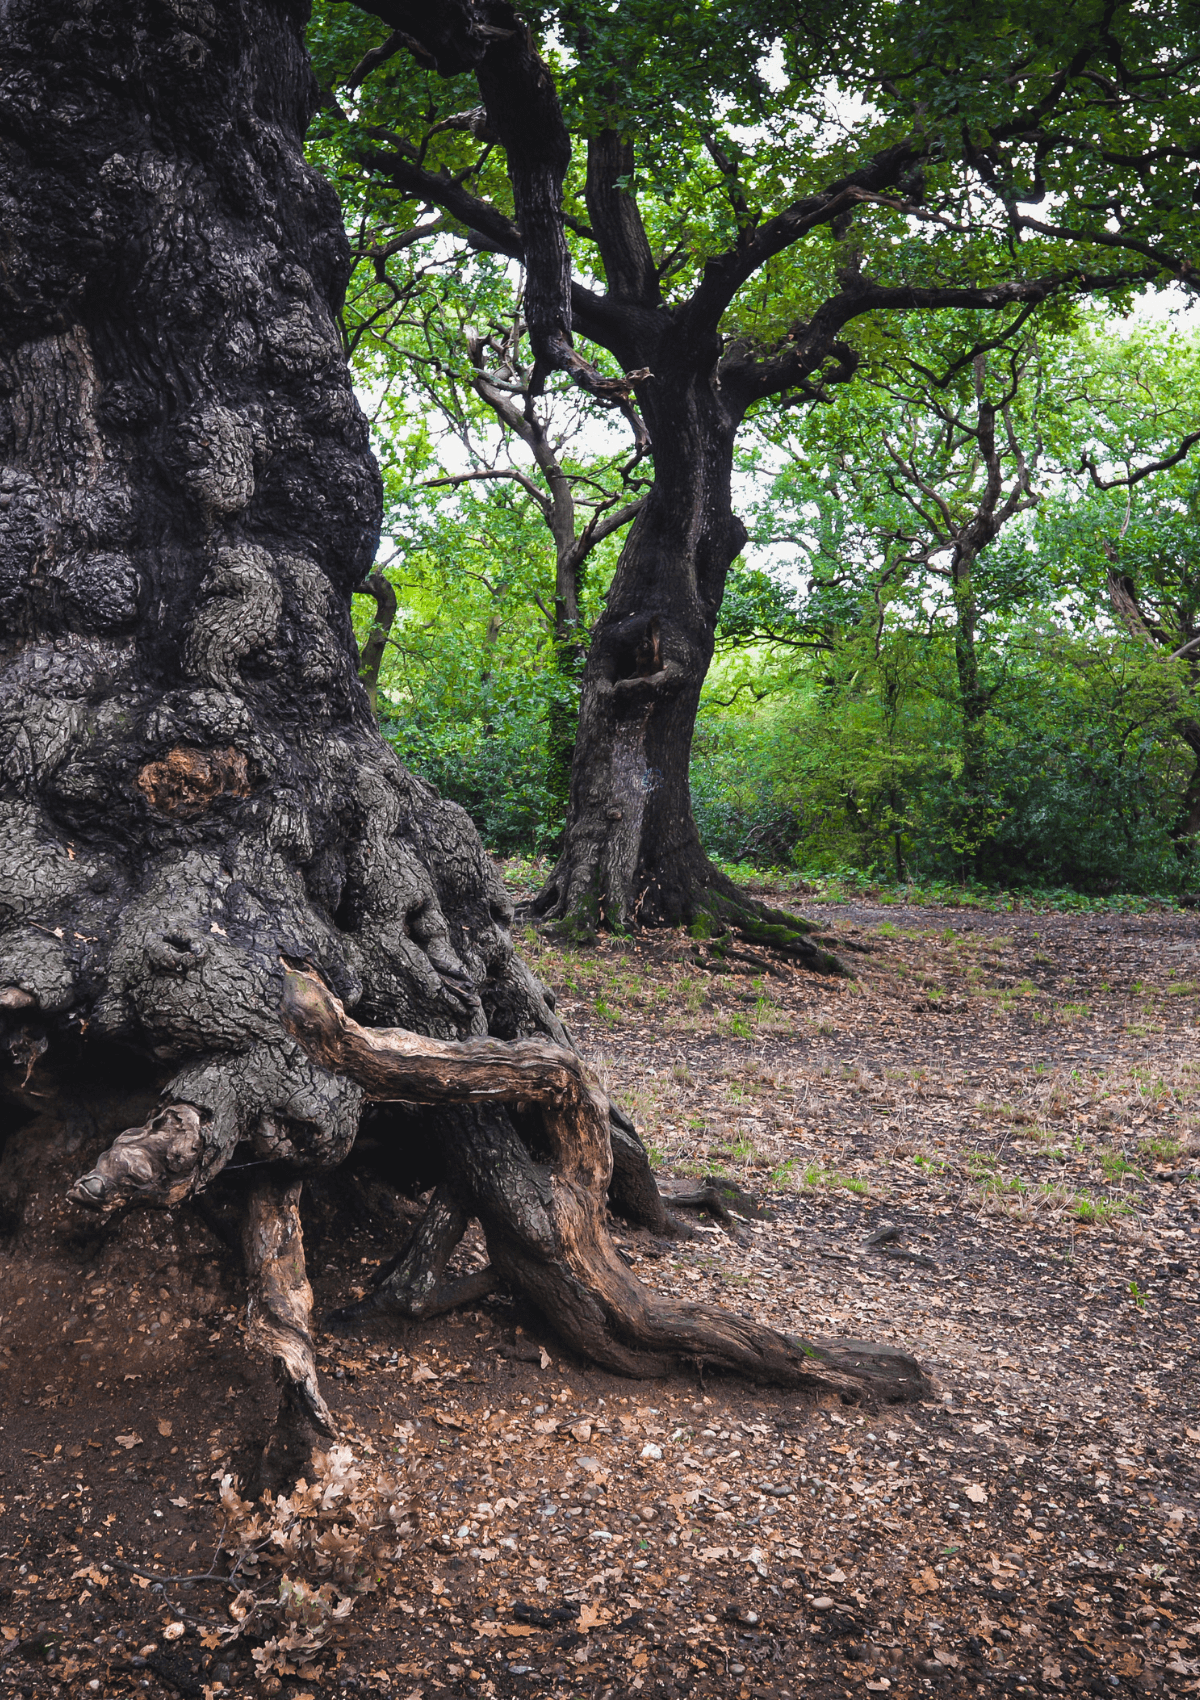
[0,0,924,1462]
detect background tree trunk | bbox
[532,353,842,970]
[535,367,741,932]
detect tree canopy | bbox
[314,0,1200,393]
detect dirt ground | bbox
[2,885,1199,1700]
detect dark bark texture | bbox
[0,0,924,1436]
[0,0,562,1144]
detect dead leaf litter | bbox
[1,890,1198,1700]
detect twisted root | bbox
[281,967,932,1404]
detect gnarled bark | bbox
[0,0,650,1424]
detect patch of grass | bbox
[786,868,1183,914]
[966,1151,998,1175]
[1099,1151,1142,1182]
[681,977,706,1014]
[802,1166,870,1196]
[594,996,619,1025]
[1137,1131,1183,1164]
[980,1172,1027,1197]
[1072,1193,1133,1225]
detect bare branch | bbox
[1081,429,1200,491]
[345,29,408,91]
[421,466,550,510]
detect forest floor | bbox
[2,882,1199,1700]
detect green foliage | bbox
[348,484,589,856]
[692,313,1200,894]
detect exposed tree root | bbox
[327,1181,496,1332]
[608,1100,691,1236]
[695,876,847,976]
[241,1173,335,1442]
[533,848,846,975]
[281,967,932,1405]
[658,1179,769,1241]
[65,1105,336,1468]
[67,1106,204,1213]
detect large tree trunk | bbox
[0,0,912,1456]
[533,348,841,971]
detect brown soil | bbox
[2,889,1198,1700]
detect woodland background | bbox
[305,0,1200,904]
